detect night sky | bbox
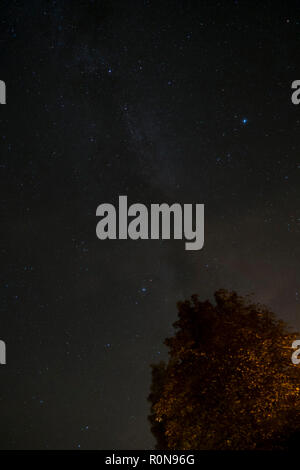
[1,0,300,450]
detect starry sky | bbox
[1,0,300,450]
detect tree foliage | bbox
[148,290,300,450]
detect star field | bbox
[1,0,300,450]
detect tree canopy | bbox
[149,290,300,450]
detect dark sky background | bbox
[1,0,300,450]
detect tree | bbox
[148,290,300,450]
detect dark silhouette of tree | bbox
[148,290,300,450]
